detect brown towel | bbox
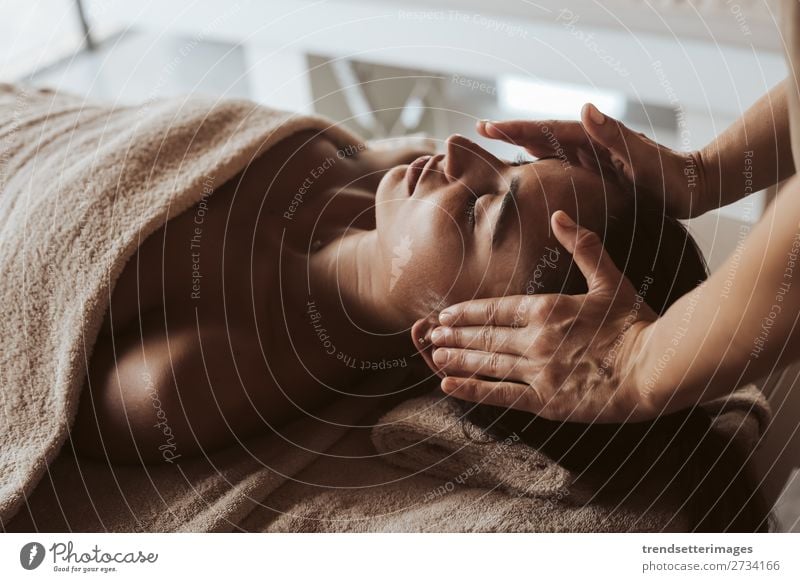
[371,391,575,499]
[371,385,770,525]
[241,392,689,532]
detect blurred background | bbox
[1,0,797,528]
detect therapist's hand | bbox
[429,210,660,423]
[477,104,709,219]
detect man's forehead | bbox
[520,161,625,230]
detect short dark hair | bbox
[542,199,708,315]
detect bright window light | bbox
[498,76,626,120]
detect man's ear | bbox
[411,315,445,379]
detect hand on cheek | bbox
[424,211,660,423]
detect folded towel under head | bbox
[372,384,772,532]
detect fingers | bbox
[551,211,623,293]
[438,296,527,327]
[475,108,643,171]
[476,119,589,159]
[440,376,543,412]
[432,348,526,381]
[430,325,525,355]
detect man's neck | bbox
[297,229,414,367]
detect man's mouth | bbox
[406,155,431,195]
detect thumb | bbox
[580,103,638,171]
[551,211,623,293]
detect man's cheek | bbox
[390,250,458,311]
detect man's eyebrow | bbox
[509,155,555,166]
[491,176,520,248]
[509,157,534,167]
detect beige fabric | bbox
[7,379,768,533]
[240,398,683,533]
[783,0,800,168]
[244,385,768,532]
[6,391,385,532]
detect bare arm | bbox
[637,173,800,411]
[698,78,796,212]
[72,313,264,464]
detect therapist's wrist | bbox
[630,315,711,417]
[623,318,685,418]
[682,148,714,218]
[614,319,665,420]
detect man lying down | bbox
[15,90,762,532]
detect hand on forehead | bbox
[514,157,627,240]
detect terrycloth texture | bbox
[0,83,363,527]
[371,392,575,500]
[239,398,686,533]
[5,390,385,532]
[9,382,767,533]
[372,385,768,505]
[243,385,769,532]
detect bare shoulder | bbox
[72,311,270,464]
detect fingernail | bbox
[555,211,576,228]
[431,327,446,343]
[439,311,454,326]
[586,103,605,125]
[432,348,448,364]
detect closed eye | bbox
[491,177,519,248]
[467,152,545,230]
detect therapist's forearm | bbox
[635,174,800,411]
[698,79,795,212]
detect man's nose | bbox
[444,134,500,183]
